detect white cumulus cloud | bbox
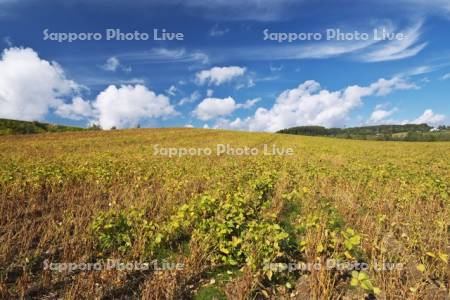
[55,96,95,120]
[193,96,260,121]
[194,97,237,121]
[196,66,246,85]
[412,109,446,126]
[0,47,80,121]
[0,47,179,129]
[213,76,417,131]
[56,85,178,129]
[368,105,398,124]
[92,85,176,129]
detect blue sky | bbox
[0,0,449,130]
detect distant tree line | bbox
[0,118,86,135]
[277,124,450,141]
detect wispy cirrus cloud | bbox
[208,21,426,63]
[121,48,209,65]
[163,0,450,20]
[76,76,146,87]
[209,24,230,37]
[56,0,298,21]
[441,73,450,80]
[394,59,450,78]
[400,65,435,77]
[178,90,201,106]
[214,39,377,62]
[2,36,12,46]
[358,20,427,62]
[388,0,450,17]
[159,0,298,21]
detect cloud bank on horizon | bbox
[0,0,449,130]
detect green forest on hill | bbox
[0,118,85,135]
[278,124,450,141]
